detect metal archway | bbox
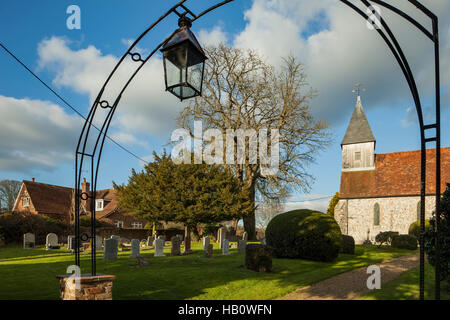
[74,0,234,275]
[74,0,441,300]
[339,0,441,300]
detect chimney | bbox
[81,178,91,212]
[32,178,35,182]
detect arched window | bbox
[417,201,421,221]
[374,203,380,226]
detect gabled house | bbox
[12,178,147,229]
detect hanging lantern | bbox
[161,16,207,101]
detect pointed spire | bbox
[341,95,376,146]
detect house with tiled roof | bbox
[334,95,450,243]
[12,178,147,229]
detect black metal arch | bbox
[339,0,441,300]
[74,0,234,276]
[74,0,441,300]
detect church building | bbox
[334,95,450,243]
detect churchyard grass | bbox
[0,243,417,300]
[362,262,450,300]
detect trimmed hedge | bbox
[391,234,418,250]
[265,209,342,262]
[341,235,355,254]
[375,231,399,247]
[408,220,431,239]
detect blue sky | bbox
[0,0,449,212]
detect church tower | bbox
[341,94,376,171]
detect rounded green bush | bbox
[408,220,431,239]
[266,209,342,262]
[391,234,418,250]
[341,235,355,254]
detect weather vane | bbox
[352,82,366,96]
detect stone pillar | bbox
[56,274,116,300]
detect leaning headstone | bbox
[238,240,247,254]
[147,236,154,247]
[137,256,149,267]
[130,239,140,258]
[171,236,181,256]
[23,233,35,249]
[154,238,165,257]
[95,235,103,251]
[204,244,213,258]
[203,236,210,251]
[103,238,118,260]
[245,244,272,272]
[222,239,230,255]
[46,233,58,249]
[242,231,248,241]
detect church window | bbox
[355,151,361,161]
[374,203,380,226]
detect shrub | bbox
[408,220,431,240]
[391,234,418,250]
[78,216,103,228]
[375,231,399,247]
[265,209,342,262]
[424,183,450,289]
[341,235,355,254]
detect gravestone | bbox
[111,235,120,242]
[204,244,213,258]
[147,236,154,247]
[242,231,248,241]
[238,240,247,254]
[103,238,118,260]
[23,233,35,249]
[218,227,227,249]
[130,239,140,258]
[95,235,103,251]
[203,236,210,251]
[154,238,165,257]
[158,235,165,246]
[222,239,230,255]
[171,236,181,256]
[46,233,58,249]
[67,235,75,251]
[137,256,149,267]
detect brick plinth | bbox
[56,274,116,300]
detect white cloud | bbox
[198,25,228,47]
[37,36,184,146]
[0,95,81,172]
[231,0,450,125]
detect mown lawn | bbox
[362,262,450,300]
[0,243,415,300]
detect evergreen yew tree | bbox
[114,151,252,252]
[424,183,450,292]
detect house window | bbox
[96,199,104,211]
[22,197,30,207]
[355,151,362,161]
[132,222,143,229]
[374,203,380,226]
[115,221,123,229]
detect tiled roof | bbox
[342,96,376,146]
[23,180,73,215]
[340,147,450,198]
[95,188,119,219]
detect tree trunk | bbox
[243,179,257,240]
[184,225,192,254]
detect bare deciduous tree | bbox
[0,180,21,212]
[255,199,284,230]
[177,44,331,240]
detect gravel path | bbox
[279,253,419,300]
